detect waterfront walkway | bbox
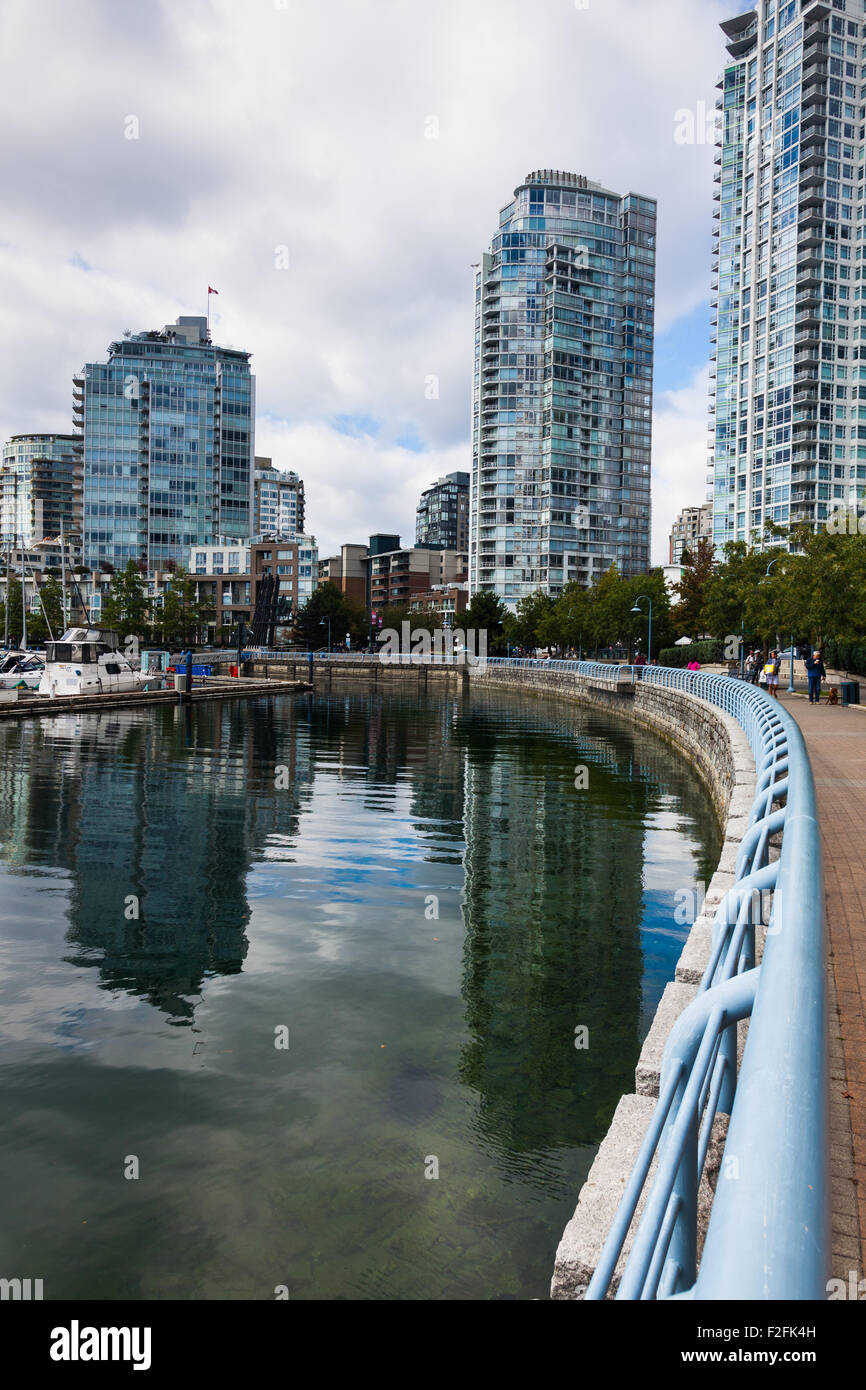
[782,691,866,1283]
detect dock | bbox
[0,676,311,719]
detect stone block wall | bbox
[467,663,758,1298]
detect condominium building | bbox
[711,1,866,550]
[1,433,81,548]
[669,501,713,563]
[253,457,304,537]
[191,540,251,575]
[408,582,469,626]
[76,314,254,573]
[369,544,467,612]
[415,471,469,551]
[188,536,317,638]
[317,543,369,604]
[471,169,655,603]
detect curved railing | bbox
[477,658,827,1296]
[491,662,825,1299]
[591,665,827,1300]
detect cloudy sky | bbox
[0,0,730,564]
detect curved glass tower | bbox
[471,170,655,604]
[711,1,865,551]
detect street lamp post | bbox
[631,595,652,664]
[762,558,795,693]
[320,616,331,654]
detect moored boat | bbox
[0,651,45,690]
[38,627,156,697]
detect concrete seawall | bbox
[466,663,757,1298]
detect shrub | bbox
[823,639,866,677]
[656,638,725,668]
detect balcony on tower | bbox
[720,9,758,57]
[801,0,831,22]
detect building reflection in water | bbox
[0,700,315,1022]
[0,686,716,1126]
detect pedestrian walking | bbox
[763,650,781,698]
[805,649,826,704]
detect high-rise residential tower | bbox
[669,501,713,563]
[0,433,81,548]
[253,457,305,537]
[416,471,469,551]
[76,315,254,572]
[471,170,655,603]
[711,1,865,551]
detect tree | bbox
[589,564,633,653]
[612,571,673,660]
[543,582,593,653]
[27,576,65,643]
[342,596,372,646]
[463,590,508,653]
[784,527,866,648]
[375,603,436,636]
[702,542,778,648]
[502,589,555,652]
[100,560,151,640]
[672,538,715,639]
[159,568,213,648]
[0,576,24,646]
[294,582,369,649]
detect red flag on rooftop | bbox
[208,286,219,295]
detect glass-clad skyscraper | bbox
[0,433,80,548]
[711,1,865,551]
[416,471,469,550]
[76,315,254,571]
[471,170,655,603]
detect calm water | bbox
[0,687,720,1300]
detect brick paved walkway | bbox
[783,692,866,1284]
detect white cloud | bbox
[255,418,468,554]
[651,366,710,566]
[0,0,728,558]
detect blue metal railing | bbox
[474,658,827,1297]
[542,662,825,1298]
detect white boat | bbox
[38,627,155,697]
[0,651,45,690]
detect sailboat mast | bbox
[20,536,27,650]
[60,520,67,632]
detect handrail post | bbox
[666,1072,698,1295]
